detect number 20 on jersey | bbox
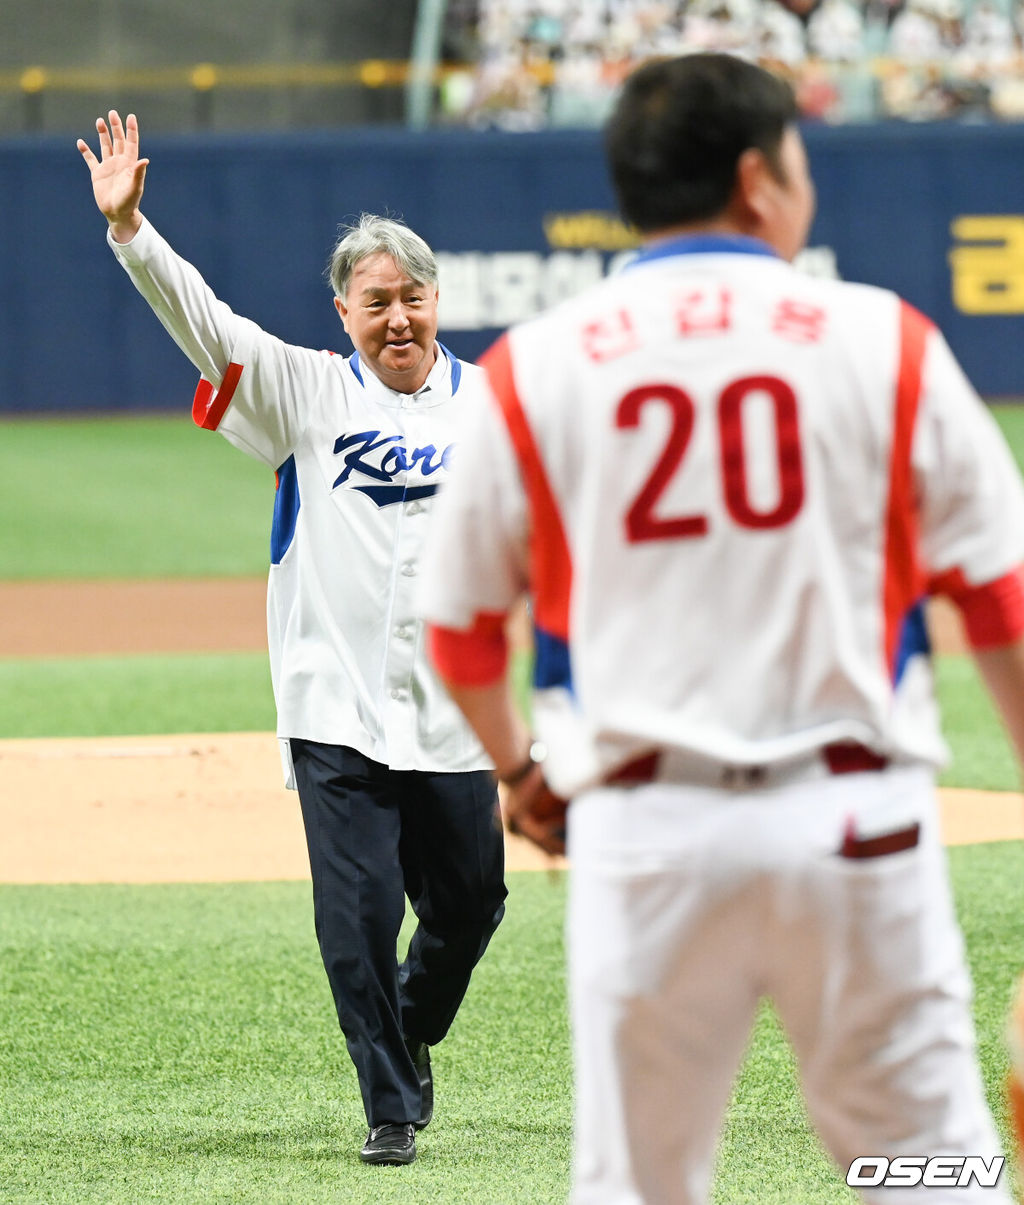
[616,376,805,543]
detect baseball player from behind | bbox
[420,54,1024,1204]
[78,111,507,1168]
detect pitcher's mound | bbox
[0,733,1019,884]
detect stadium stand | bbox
[439,0,1024,123]
[3,0,1023,136]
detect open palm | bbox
[77,110,149,229]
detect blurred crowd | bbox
[439,0,1024,125]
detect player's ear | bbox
[334,295,349,332]
[734,147,774,224]
[734,145,796,251]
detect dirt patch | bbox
[0,732,565,882]
[0,581,970,660]
[0,579,268,657]
[0,732,1018,885]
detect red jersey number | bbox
[616,384,709,541]
[616,376,805,543]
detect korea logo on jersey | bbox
[331,429,454,507]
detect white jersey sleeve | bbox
[420,383,529,629]
[109,219,329,469]
[914,328,1024,586]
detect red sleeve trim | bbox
[881,302,931,678]
[192,362,243,431]
[479,334,573,641]
[930,566,1024,649]
[428,612,510,687]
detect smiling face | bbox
[334,252,439,394]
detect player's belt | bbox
[605,742,889,790]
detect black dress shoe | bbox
[359,1122,416,1165]
[405,1038,433,1130]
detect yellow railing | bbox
[3,55,1018,125]
[2,59,436,96]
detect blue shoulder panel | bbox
[438,343,462,395]
[271,454,301,565]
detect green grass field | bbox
[0,415,272,580]
[0,850,1021,1204]
[1,410,1022,1203]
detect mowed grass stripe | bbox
[0,651,275,738]
[0,414,273,580]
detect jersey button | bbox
[406,501,423,515]
[400,561,417,577]
[394,624,413,640]
[390,687,406,701]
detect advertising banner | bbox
[2,123,1023,411]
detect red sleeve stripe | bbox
[427,613,509,686]
[882,302,931,678]
[930,566,1024,649]
[479,334,573,641]
[192,362,243,431]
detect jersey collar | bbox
[625,233,781,270]
[348,342,462,398]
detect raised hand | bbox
[77,111,149,243]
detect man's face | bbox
[335,252,439,393]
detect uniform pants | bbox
[567,767,1011,1205]
[290,739,507,1127]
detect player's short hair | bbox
[604,53,799,233]
[327,214,438,301]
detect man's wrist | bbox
[498,741,547,787]
[107,212,143,245]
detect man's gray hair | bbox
[327,214,439,301]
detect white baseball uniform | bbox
[108,218,490,784]
[420,234,1024,1203]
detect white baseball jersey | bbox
[109,219,490,782]
[420,234,1024,797]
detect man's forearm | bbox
[427,614,533,778]
[108,218,246,387]
[444,677,532,783]
[973,637,1024,777]
[442,672,567,857]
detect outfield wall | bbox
[3,122,1024,412]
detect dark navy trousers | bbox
[290,739,507,1127]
